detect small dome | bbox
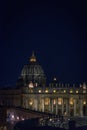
[17,52,46,87]
[49,77,58,87]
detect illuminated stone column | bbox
[62,98,64,115]
[34,98,38,111]
[56,98,58,115]
[80,99,83,117]
[66,98,69,116]
[41,98,44,112]
[86,99,87,116]
[32,98,35,110]
[49,98,52,112]
[43,98,45,112]
[74,99,76,116]
[52,98,54,113]
[47,99,49,112]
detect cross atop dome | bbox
[30,51,36,62]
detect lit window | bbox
[29,101,33,105]
[45,98,50,105]
[70,101,73,105]
[53,99,56,105]
[53,89,56,93]
[69,98,74,105]
[70,90,73,93]
[38,90,41,93]
[64,90,66,93]
[58,98,62,105]
[76,90,78,93]
[83,101,86,105]
[45,89,48,93]
[29,99,33,106]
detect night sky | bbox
[0,1,87,87]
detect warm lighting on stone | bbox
[83,101,86,105]
[64,90,66,93]
[70,90,73,93]
[38,90,41,93]
[29,99,33,105]
[29,101,33,105]
[53,99,56,105]
[64,112,67,116]
[45,89,48,93]
[30,58,36,62]
[45,98,50,105]
[70,101,73,105]
[29,82,34,88]
[30,51,36,62]
[76,90,78,93]
[69,99,74,105]
[58,98,62,105]
[53,89,56,93]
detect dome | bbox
[17,52,46,87]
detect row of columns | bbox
[23,96,85,117]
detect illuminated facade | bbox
[0,52,87,117]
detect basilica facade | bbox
[0,52,87,117]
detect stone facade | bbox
[0,52,87,117]
[21,82,87,117]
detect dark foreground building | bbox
[0,106,7,130]
[0,52,87,119]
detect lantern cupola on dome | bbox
[30,51,36,62]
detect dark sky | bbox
[0,1,87,87]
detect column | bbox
[56,98,58,115]
[42,98,44,112]
[52,98,53,113]
[80,99,83,117]
[66,98,69,116]
[49,98,52,112]
[34,98,38,111]
[62,98,64,114]
[86,96,87,116]
[74,99,76,116]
